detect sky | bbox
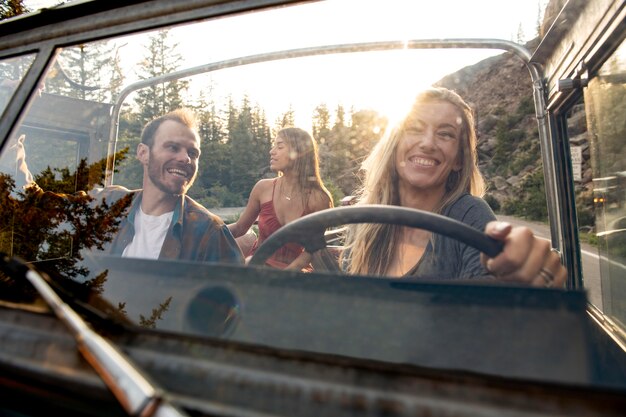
[22,0,550,127]
[23,0,548,41]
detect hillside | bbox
[431,0,596,223]
[435,38,550,220]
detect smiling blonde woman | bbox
[343,87,567,288]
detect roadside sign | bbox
[571,146,582,182]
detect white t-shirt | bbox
[122,206,174,259]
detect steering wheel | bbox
[248,205,504,268]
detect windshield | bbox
[1,0,591,385]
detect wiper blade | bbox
[0,253,188,417]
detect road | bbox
[212,207,245,221]
[212,208,606,309]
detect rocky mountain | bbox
[435,37,548,220]
[431,0,596,224]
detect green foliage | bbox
[319,108,386,195]
[43,40,124,103]
[578,230,598,247]
[507,140,540,175]
[312,104,331,139]
[274,106,295,132]
[0,0,28,20]
[139,296,172,328]
[112,110,144,188]
[322,179,345,208]
[226,97,272,196]
[480,115,498,133]
[493,125,526,170]
[193,183,246,209]
[102,30,385,208]
[501,170,548,221]
[492,106,505,116]
[488,94,535,177]
[0,152,186,319]
[517,95,535,116]
[31,148,129,194]
[134,29,189,124]
[0,154,133,281]
[483,193,501,212]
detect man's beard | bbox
[147,159,195,196]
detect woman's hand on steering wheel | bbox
[481,221,566,288]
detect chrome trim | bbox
[587,304,626,352]
[15,259,188,417]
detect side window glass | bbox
[0,54,35,114]
[0,51,112,263]
[567,98,602,306]
[578,38,626,325]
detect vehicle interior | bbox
[0,0,625,416]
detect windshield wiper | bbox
[0,253,188,417]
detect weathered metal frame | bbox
[2,1,626,415]
[105,37,563,271]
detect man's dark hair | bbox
[140,108,199,147]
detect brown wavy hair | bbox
[276,127,333,209]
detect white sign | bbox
[571,146,582,182]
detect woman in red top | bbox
[228,127,333,270]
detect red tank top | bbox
[249,179,310,269]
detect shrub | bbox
[516,95,535,117]
[501,171,548,221]
[323,178,345,208]
[483,194,501,212]
[492,106,505,116]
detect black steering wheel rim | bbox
[248,205,504,267]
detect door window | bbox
[577,38,626,325]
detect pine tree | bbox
[516,23,525,44]
[134,30,189,125]
[0,55,32,83]
[111,111,143,189]
[324,104,351,192]
[228,96,256,199]
[536,1,544,37]
[250,103,272,175]
[194,86,224,143]
[334,104,346,130]
[106,43,126,104]
[190,90,229,207]
[312,104,331,142]
[44,40,121,103]
[61,43,110,100]
[274,105,295,133]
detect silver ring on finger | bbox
[538,268,555,288]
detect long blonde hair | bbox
[276,127,333,209]
[343,87,485,275]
